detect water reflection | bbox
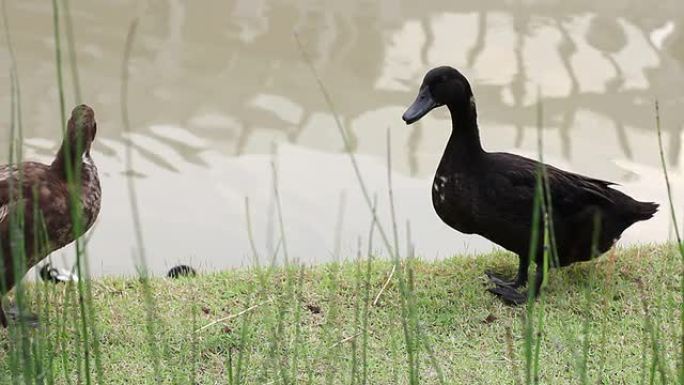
[0,0,682,276]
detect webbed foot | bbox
[485,271,524,288]
[487,285,529,306]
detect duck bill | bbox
[402,87,438,124]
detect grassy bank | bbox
[0,243,680,384]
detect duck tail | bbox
[632,201,659,221]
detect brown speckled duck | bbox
[0,104,101,327]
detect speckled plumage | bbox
[0,105,101,327]
[403,67,658,304]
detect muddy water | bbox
[0,0,682,276]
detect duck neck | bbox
[441,103,484,168]
[51,144,85,181]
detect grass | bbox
[0,243,680,384]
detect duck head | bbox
[66,104,97,157]
[52,105,97,175]
[402,66,474,124]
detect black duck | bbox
[402,66,658,304]
[167,264,197,279]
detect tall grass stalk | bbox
[654,100,684,383]
[59,1,104,379]
[189,302,198,384]
[51,0,67,134]
[0,4,32,381]
[385,129,420,384]
[266,291,288,384]
[289,267,306,382]
[234,293,255,385]
[36,230,57,385]
[349,240,363,385]
[61,0,82,105]
[406,225,447,385]
[3,4,31,379]
[51,0,108,382]
[334,192,347,259]
[638,281,671,383]
[1,0,23,162]
[386,128,401,258]
[1,7,27,371]
[270,156,289,265]
[521,97,545,385]
[420,330,446,385]
[322,260,342,384]
[532,95,553,384]
[577,266,594,384]
[361,196,377,385]
[57,282,75,384]
[296,31,429,382]
[293,32,396,261]
[121,16,163,381]
[293,36,433,384]
[244,197,262,270]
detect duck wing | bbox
[484,153,617,215]
[0,165,15,228]
[0,163,57,265]
[0,163,52,232]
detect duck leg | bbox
[488,262,545,305]
[0,307,6,328]
[485,254,529,288]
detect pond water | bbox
[1,0,683,276]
